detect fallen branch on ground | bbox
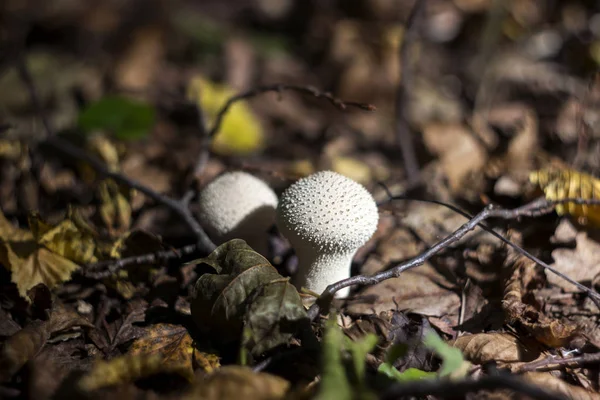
[308,196,600,320]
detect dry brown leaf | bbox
[347,265,460,322]
[128,323,195,381]
[503,251,578,347]
[549,231,600,292]
[451,333,546,370]
[422,122,487,194]
[0,303,93,382]
[0,320,49,382]
[183,365,290,400]
[524,372,600,400]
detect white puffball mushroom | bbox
[276,171,379,298]
[198,171,278,254]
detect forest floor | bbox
[2,1,600,399]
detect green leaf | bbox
[423,331,468,378]
[377,364,436,382]
[317,317,352,400]
[345,334,378,386]
[78,96,155,140]
[190,240,307,355]
[317,317,378,400]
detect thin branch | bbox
[15,58,216,253]
[381,374,565,400]
[395,0,426,185]
[206,84,376,139]
[82,244,200,279]
[516,352,600,373]
[192,83,376,180]
[308,196,600,320]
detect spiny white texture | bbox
[277,171,378,252]
[198,172,278,244]
[277,171,378,297]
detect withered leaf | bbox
[183,365,289,400]
[503,251,578,347]
[0,211,97,299]
[0,320,49,382]
[451,333,546,370]
[244,278,309,356]
[191,240,307,354]
[0,303,94,381]
[193,350,221,373]
[524,372,600,400]
[128,323,195,381]
[549,231,600,293]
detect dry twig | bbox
[308,196,600,320]
[16,58,217,252]
[193,83,376,177]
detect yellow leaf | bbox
[79,134,122,183]
[530,167,600,227]
[331,156,372,185]
[98,179,132,236]
[77,354,164,392]
[0,211,32,242]
[0,210,99,299]
[187,77,264,155]
[29,213,97,264]
[194,350,221,373]
[128,323,196,381]
[0,241,79,299]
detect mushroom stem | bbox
[292,247,354,298]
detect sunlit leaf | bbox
[78,96,155,141]
[128,323,195,381]
[0,210,98,299]
[187,77,264,155]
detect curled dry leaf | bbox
[503,250,578,347]
[451,333,547,370]
[524,372,600,400]
[190,240,307,355]
[128,323,195,381]
[183,365,289,400]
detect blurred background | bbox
[2,0,600,236]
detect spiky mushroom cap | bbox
[277,171,379,297]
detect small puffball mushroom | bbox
[276,171,379,298]
[198,171,278,254]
